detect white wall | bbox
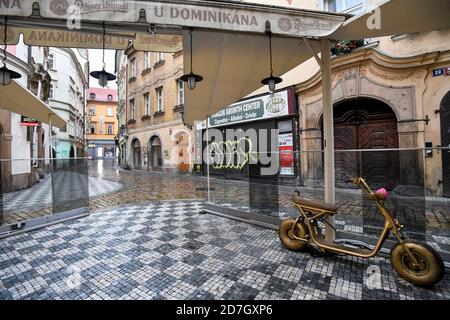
[7,38,31,175]
[48,48,87,154]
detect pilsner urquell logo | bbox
[266,95,286,114]
[50,0,129,16]
[0,27,16,42]
[50,0,69,16]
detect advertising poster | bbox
[278,133,294,176]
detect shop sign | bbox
[202,89,293,129]
[278,133,294,176]
[432,68,444,77]
[445,66,450,76]
[20,116,40,127]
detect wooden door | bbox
[441,92,450,197]
[332,99,399,190]
[334,124,358,187]
[359,120,399,190]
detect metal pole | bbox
[321,39,336,241]
[206,117,211,202]
[48,115,53,171]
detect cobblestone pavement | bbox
[1,201,449,300]
[0,173,123,225]
[85,160,450,229]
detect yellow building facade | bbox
[86,88,118,160]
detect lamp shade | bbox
[181,72,203,90]
[0,66,21,86]
[261,75,282,92]
[90,68,116,88]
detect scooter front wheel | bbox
[278,219,308,251]
[390,241,445,287]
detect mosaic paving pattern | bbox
[1,174,123,212]
[210,201,450,261]
[0,201,449,300]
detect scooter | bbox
[278,177,445,287]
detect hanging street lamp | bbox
[261,21,282,93]
[1,16,21,86]
[181,29,203,90]
[90,22,116,88]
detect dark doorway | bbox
[441,92,450,197]
[132,139,141,169]
[328,98,399,190]
[150,136,162,169]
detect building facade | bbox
[86,88,118,160]
[115,50,129,167]
[120,47,194,173]
[0,39,52,192]
[47,48,88,160]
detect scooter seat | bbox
[293,192,338,213]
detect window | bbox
[324,0,363,14]
[70,87,75,101]
[89,106,96,116]
[48,53,55,69]
[90,92,96,100]
[144,93,150,115]
[107,94,113,100]
[49,83,54,99]
[157,52,164,63]
[144,52,151,70]
[177,80,184,105]
[106,107,114,117]
[107,124,114,135]
[156,87,164,112]
[88,123,96,134]
[130,58,136,78]
[130,99,136,119]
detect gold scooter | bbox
[279,177,445,287]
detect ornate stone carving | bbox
[368,65,414,81]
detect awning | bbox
[1,26,183,53]
[0,80,66,128]
[330,0,450,40]
[183,30,321,125]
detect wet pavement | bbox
[1,200,449,300]
[1,160,449,300]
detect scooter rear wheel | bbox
[278,219,308,251]
[390,241,445,287]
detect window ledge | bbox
[173,104,184,112]
[173,50,183,58]
[154,60,165,69]
[127,119,136,125]
[141,68,151,76]
[153,111,165,117]
[128,76,136,83]
[141,114,151,120]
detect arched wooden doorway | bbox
[132,139,141,169]
[440,91,450,197]
[323,98,400,189]
[149,136,162,169]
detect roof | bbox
[87,88,118,103]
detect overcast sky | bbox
[88,49,117,90]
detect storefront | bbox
[196,87,301,185]
[87,140,116,160]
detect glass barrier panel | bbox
[0,158,53,227]
[52,158,89,214]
